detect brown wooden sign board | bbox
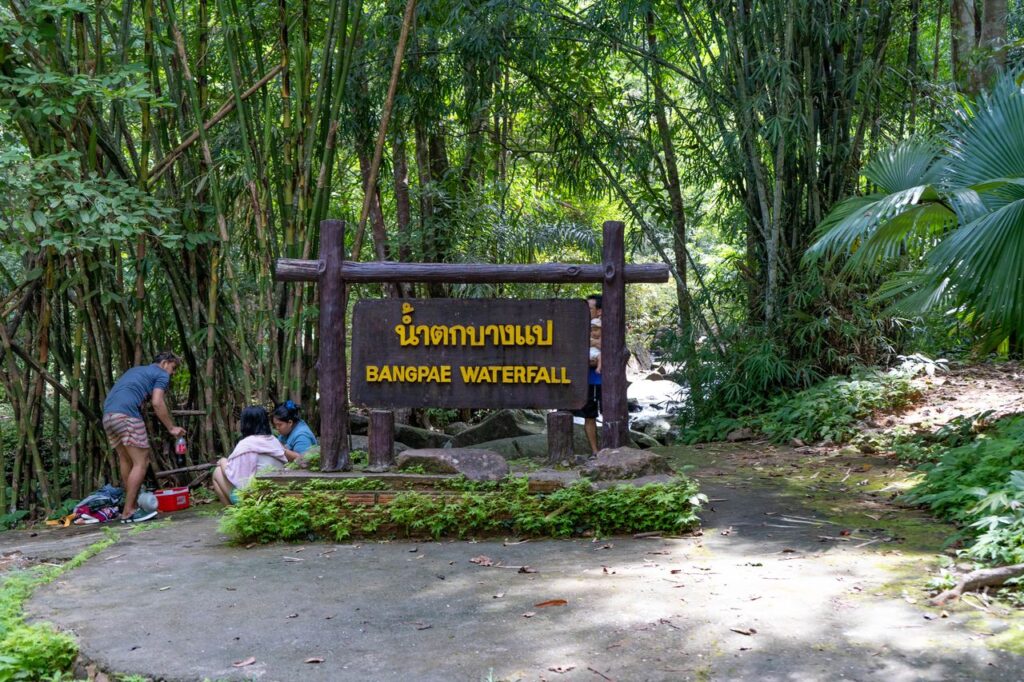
[351,299,590,409]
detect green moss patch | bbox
[220,475,705,543]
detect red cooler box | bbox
[154,487,191,512]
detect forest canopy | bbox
[0,0,1022,515]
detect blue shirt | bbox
[103,364,171,418]
[588,367,602,386]
[279,420,317,454]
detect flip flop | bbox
[121,509,158,524]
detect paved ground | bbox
[6,468,1023,682]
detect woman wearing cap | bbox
[271,400,318,463]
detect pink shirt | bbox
[222,435,287,488]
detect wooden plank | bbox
[274,259,669,284]
[601,221,629,449]
[350,299,589,409]
[318,219,351,471]
[368,410,395,470]
[547,411,574,465]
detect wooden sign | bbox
[351,299,590,409]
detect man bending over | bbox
[102,351,186,523]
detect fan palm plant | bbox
[806,71,1024,349]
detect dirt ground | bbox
[3,362,1024,681]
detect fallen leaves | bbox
[534,599,568,608]
[232,657,256,668]
[469,555,494,566]
[522,611,536,618]
[304,657,324,664]
[548,665,575,674]
[518,565,538,574]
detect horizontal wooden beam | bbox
[274,259,669,284]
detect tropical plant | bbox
[807,71,1024,349]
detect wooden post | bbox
[318,219,350,471]
[601,220,629,449]
[547,410,574,465]
[368,409,395,471]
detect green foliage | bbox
[684,361,924,444]
[678,271,914,435]
[906,415,1024,566]
[752,367,921,444]
[220,476,705,543]
[0,534,115,680]
[808,72,1024,348]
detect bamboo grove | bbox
[0,0,1016,515]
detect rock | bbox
[452,409,545,448]
[789,438,805,448]
[628,429,661,449]
[349,412,369,435]
[726,427,755,442]
[395,448,509,481]
[579,447,673,481]
[645,372,665,381]
[631,415,674,443]
[394,423,451,450]
[527,469,585,491]
[443,421,471,436]
[348,435,408,457]
[592,473,678,489]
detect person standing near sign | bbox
[574,294,603,455]
[102,351,186,523]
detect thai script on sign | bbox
[394,302,553,347]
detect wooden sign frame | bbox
[274,220,668,471]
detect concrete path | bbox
[8,474,1022,682]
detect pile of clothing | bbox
[72,485,124,525]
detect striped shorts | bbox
[102,413,151,450]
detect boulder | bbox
[579,447,673,481]
[593,473,678,489]
[628,429,661,449]
[527,469,586,491]
[348,412,369,435]
[452,409,545,448]
[348,435,409,457]
[726,427,755,442]
[631,415,674,443]
[394,423,452,449]
[395,448,509,482]
[645,372,665,381]
[444,421,471,436]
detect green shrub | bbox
[220,475,706,542]
[751,367,920,444]
[906,415,1024,566]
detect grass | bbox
[0,530,117,679]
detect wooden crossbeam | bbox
[274,259,669,284]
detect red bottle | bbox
[175,437,187,456]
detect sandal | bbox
[121,509,158,524]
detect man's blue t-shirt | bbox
[279,420,317,454]
[103,364,171,418]
[588,367,602,386]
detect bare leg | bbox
[120,445,150,518]
[212,463,234,505]
[584,418,598,455]
[114,444,132,492]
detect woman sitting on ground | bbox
[212,406,288,505]
[271,399,318,464]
